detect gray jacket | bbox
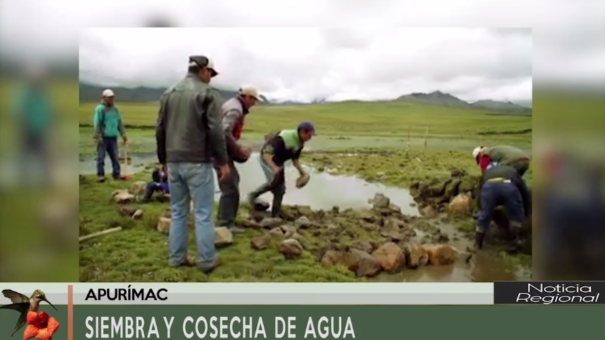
[221,97,247,158]
[156,74,228,166]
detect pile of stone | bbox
[410,169,532,254]
[156,193,467,278]
[410,168,480,217]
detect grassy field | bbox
[79,100,532,282]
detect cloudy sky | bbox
[2,0,603,102]
[79,27,532,103]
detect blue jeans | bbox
[96,137,120,177]
[477,181,523,233]
[166,162,216,269]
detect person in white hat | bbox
[156,55,230,273]
[215,85,262,233]
[93,89,127,182]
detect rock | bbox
[421,205,437,217]
[132,209,143,220]
[351,240,373,254]
[448,193,472,215]
[295,173,310,188]
[280,225,298,236]
[251,199,270,212]
[269,227,285,238]
[325,223,343,235]
[321,250,359,269]
[380,218,406,242]
[259,217,283,229]
[241,219,262,229]
[156,217,171,234]
[450,168,467,177]
[129,181,147,195]
[349,249,382,277]
[294,216,313,229]
[214,227,233,247]
[388,204,401,214]
[372,242,405,271]
[404,243,429,268]
[290,232,309,249]
[250,234,272,250]
[422,244,457,265]
[119,206,137,217]
[371,193,390,209]
[112,190,134,204]
[353,209,376,222]
[277,239,304,258]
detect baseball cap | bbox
[188,55,218,77]
[102,89,114,97]
[298,121,316,135]
[239,86,263,101]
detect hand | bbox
[218,164,231,182]
[242,146,252,159]
[122,136,128,145]
[271,165,282,177]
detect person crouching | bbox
[138,168,170,203]
[472,162,531,253]
[247,122,315,217]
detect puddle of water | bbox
[80,153,530,282]
[81,153,419,215]
[373,251,525,282]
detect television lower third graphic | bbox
[494,282,605,304]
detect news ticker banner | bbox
[1,282,603,339]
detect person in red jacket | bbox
[216,86,262,233]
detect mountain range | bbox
[79,83,531,114]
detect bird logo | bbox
[1,289,60,340]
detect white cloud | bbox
[79,27,532,102]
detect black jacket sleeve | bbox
[155,94,169,165]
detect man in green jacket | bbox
[248,122,315,217]
[93,89,127,182]
[472,145,530,177]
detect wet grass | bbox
[79,100,531,282]
[80,170,362,282]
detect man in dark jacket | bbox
[216,86,261,234]
[472,162,531,253]
[247,122,315,217]
[155,55,230,273]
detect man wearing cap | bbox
[216,86,262,234]
[472,145,530,177]
[156,55,230,273]
[247,122,315,217]
[93,89,127,182]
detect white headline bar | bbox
[3,283,495,305]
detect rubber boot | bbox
[271,194,284,218]
[247,181,272,207]
[506,227,523,253]
[474,231,485,250]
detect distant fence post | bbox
[406,125,410,156]
[423,126,429,150]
